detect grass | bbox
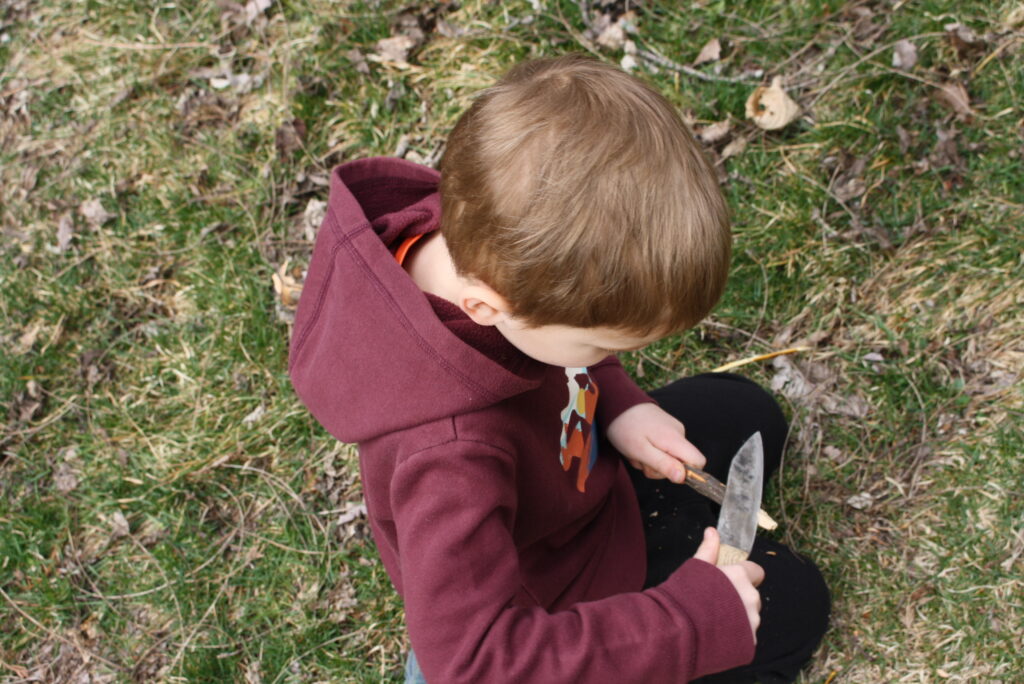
[1,0,1022,681]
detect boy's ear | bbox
[457,282,512,327]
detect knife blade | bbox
[682,464,776,531]
[715,432,764,567]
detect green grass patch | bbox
[2,0,1021,681]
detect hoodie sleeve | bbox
[392,439,755,683]
[590,355,657,427]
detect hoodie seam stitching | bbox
[289,237,342,369]
[331,215,507,405]
[403,436,516,463]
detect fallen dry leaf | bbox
[843,5,884,43]
[11,380,44,425]
[945,22,987,59]
[720,135,748,161]
[696,119,733,145]
[693,38,721,66]
[21,165,38,194]
[108,511,130,539]
[272,260,304,309]
[934,81,974,120]
[587,9,636,52]
[334,500,370,544]
[346,48,370,75]
[242,404,266,426]
[829,154,869,202]
[896,125,913,155]
[314,566,360,623]
[1004,5,1024,30]
[275,118,307,161]
[53,449,81,494]
[846,492,874,511]
[337,502,368,526]
[218,0,272,43]
[745,77,801,131]
[892,39,918,70]
[302,198,326,242]
[770,356,870,418]
[243,0,271,24]
[372,34,417,65]
[596,21,627,51]
[78,198,116,228]
[177,89,240,132]
[56,213,74,252]
[243,660,263,684]
[15,322,42,355]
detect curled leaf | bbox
[745,77,801,131]
[56,213,74,252]
[892,39,918,70]
[945,22,986,59]
[693,38,721,66]
[720,136,748,161]
[846,492,874,511]
[372,35,417,66]
[696,119,732,145]
[272,260,303,308]
[934,81,974,120]
[596,21,627,51]
[79,198,116,228]
[1004,5,1024,30]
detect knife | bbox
[715,432,765,566]
[682,460,776,531]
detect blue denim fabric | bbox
[404,650,427,684]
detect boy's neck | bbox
[404,231,464,304]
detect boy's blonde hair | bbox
[439,55,731,334]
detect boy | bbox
[290,55,828,682]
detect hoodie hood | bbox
[289,157,543,443]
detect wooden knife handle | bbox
[716,543,750,567]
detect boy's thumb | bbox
[693,527,720,564]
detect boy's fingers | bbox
[743,560,765,587]
[693,527,719,564]
[654,434,707,471]
[635,441,689,483]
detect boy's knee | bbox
[748,540,830,681]
[652,373,789,467]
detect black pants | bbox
[625,374,830,684]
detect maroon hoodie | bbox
[289,157,754,682]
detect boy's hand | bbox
[606,403,706,484]
[694,527,764,642]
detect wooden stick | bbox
[710,346,811,373]
[684,466,778,531]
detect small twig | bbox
[0,586,125,672]
[638,350,677,375]
[576,0,591,30]
[699,319,775,349]
[635,47,760,84]
[973,35,1022,78]
[804,32,946,107]
[220,463,329,537]
[711,347,812,373]
[78,525,239,600]
[268,634,360,684]
[0,658,29,678]
[80,34,214,51]
[166,544,256,674]
[777,148,863,230]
